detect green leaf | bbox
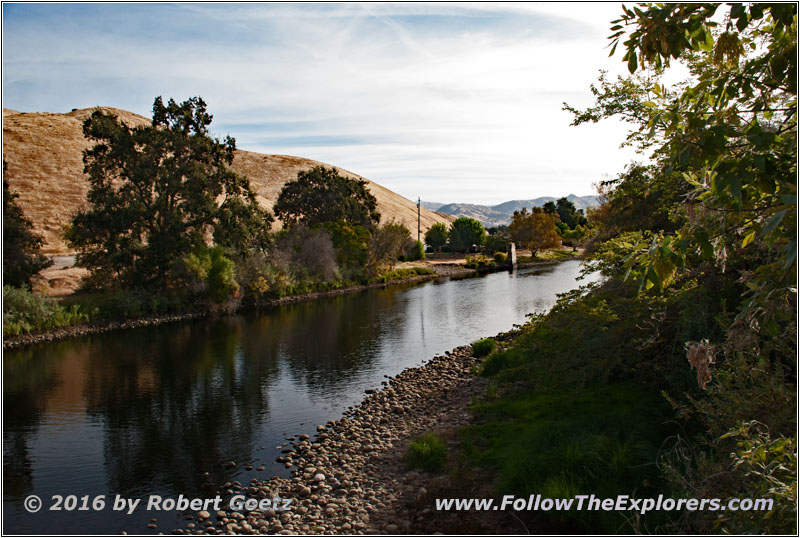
[694,228,714,258]
[760,209,788,239]
[627,50,638,73]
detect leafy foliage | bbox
[405,240,426,261]
[557,4,798,533]
[577,4,796,329]
[3,285,87,336]
[448,217,486,253]
[368,219,411,275]
[3,174,52,288]
[274,166,379,228]
[180,246,240,305]
[555,197,587,229]
[66,96,272,289]
[322,220,371,280]
[508,207,561,255]
[424,222,448,252]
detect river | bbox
[3,260,599,534]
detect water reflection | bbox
[3,261,598,534]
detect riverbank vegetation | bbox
[460,4,796,534]
[2,99,440,337]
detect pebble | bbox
[170,337,501,535]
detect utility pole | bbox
[417,197,421,243]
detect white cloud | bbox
[3,2,643,204]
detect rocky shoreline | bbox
[3,272,452,351]
[167,330,524,536]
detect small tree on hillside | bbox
[424,222,448,252]
[509,207,561,256]
[65,96,272,290]
[3,171,52,288]
[273,166,380,228]
[448,217,486,254]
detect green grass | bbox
[518,249,581,263]
[406,432,447,472]
[454,278,717,532]
[460,382,674,533]
[471,337,496,358]
[375,266,436,283]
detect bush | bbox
[368,220,411,275]
[484,234,509,254]
[406,432,446,472]
[406,240,426,261]
[471,337,496,358]
[465,254,496,270]
[181,246,239,304]
[3,285,87,336]
[493,251,507,263]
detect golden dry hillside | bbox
[3,107,453,255]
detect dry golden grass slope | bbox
[3,107,453,255]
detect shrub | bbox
[484,234,509,254]
[3,285,87,336]
[368,220,411,275]
[181,246,239,304]
[471,337,496,358]
[406,240,426,261]
[465,254,495,270]
[493,251,507,263]
[406,432,446,472]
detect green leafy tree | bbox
[274,166,379,228]
[66,96,272,289]
[322,220,371,280]
[3,172,52,288]
[542,201,557,214]
[424,222,448,252]
[567,5,797,533]
[556,197,588,229]
[508,207,561,256]
[448,217,486,254]
[589,163,686,244]
[586,3,797,324]
[560,224,591,252]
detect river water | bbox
[3,260,599,534]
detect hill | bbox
[427,194,600,227]
[2,107,453,255]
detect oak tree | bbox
[66,97,272,289]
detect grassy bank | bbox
[454,270,796,534]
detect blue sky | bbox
[2,3,640,204]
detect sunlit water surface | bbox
[3,261,599,534]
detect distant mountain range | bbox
[422,194,600,228]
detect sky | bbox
[2,2,643,205]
